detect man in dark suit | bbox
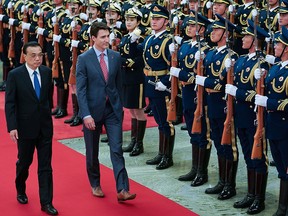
[5,41,58,215]
[76,22,136,202]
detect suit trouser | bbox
[83,101,129,192]
[16,136,53,205]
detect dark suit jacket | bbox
[76,48,123,122]
[5,65,53,139]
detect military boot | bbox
[178,144,199,181]
[51,87,61,115]
[70,94,82,126]
[130,120,146,156]
[205,156,226,194]
[247,172,268,214]
[272,179,288,216]
[55,88,69,118]
[191,147,211,186]
[123,118,137,152]
[234,169,255,208]
[64,94,77,124]
[218,160,238,200]
[146,130,164,165]
[156,132,175,170]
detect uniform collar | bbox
[248,52,256,60]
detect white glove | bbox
[116,21,122,29]
[206,1,212,9]
[170,67,181,78]
[225,58,232,70]
[70,20,77,28]
[109,32,116,45]
[265,54,276,65]
[225,84,238,96]
[9,18,16,26]
[173,16,179,25]
[130,29,141,43]
[36,27,45,35]
[251,9,258,19]
[181,0,188,4]
[52,16,57,24]
[195,51,205,62]
[87,26,91,34]
[174,36,183,45]
[36,9,41,16]
[255,94,268,107]
[254,68,261,80]
[155,81,167,91]
[265,37,271,43]
[7,2,12,9]
[0,14,5,21]
[71,40,80,48]
[80,12,88,21]
[169,43,175,54]
[21,22,31,30]
[53,34,61,43]
[228,5,234,13]
[195,75,206,86]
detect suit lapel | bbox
[89,49,107,83]
[22,65,38,99]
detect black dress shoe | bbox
[205,181,225,194]
[270,161,276,166]
[218,185,236,200]
[146,154,162,165]
[191,174,208,187]
[144,106,151,114]
[101,136,108,143]
[17,194,28,204]
[247,199,265,215]
[178,169,197,181]
[156,155,173,170]
[41,204,58,215]
[233,194,255,208]
[70,116,82,126]
[180,124,188,130]
[54,109,68,118]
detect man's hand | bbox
[83,117,96,130]
[255,94,268,107]
[155,81,167,91]
[10,129,18,143]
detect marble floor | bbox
[60,122,280,216]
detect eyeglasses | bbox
[26,53,44,58]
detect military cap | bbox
[243,19,269,40]
[151,4,169,19]
[67,0,83,5]
[105,2,121,13]
[125,7,143,18]
[213,0,230,5]
[212,14,238,32]
[278,26,288,46]
[280,0,288,14]
[89,0,101,8]
[187,11,212,26]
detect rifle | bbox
[221,13,234,145]
[108,1,118,51]
[87,0,93,47]
[37,4,44,48]
[192,3,204,134]
[20,0,29,64]
[265,5,274,55]
[167,0,180,122]
[68,6,78,85]
[251,5,264,159]
[0,2,3,52]
[148,80,182,98]
[52,6,59,78]
[8,4,15,59]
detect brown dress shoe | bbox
[117,189,136,201]
[92,186,105,198]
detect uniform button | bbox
[268,91,271,94]
[282,118,285,120]
[250,105,253,108]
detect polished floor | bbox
[60,122,280,216]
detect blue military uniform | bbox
[129,4,174,170]
[175,13,212,186]
[201,14,239,200]
[231,19,269,214]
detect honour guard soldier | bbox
[139,0,154,36]
[120,8,147,156]
[254,26,288,216]
[169,12,212,186]
[129,4,175,169]
[226,19,269,214]
[195,14,239,199]
[258,0,279,33]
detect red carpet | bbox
[0,91,197,216]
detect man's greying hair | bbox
[90,21,110,37]
[23,41,42,54]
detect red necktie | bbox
[100,52,108,82]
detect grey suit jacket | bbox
[76,48,123,122]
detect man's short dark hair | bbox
[23,41,42,54]
[90,21,110,37]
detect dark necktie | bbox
[33,71,40,99]
[100,53,108,82]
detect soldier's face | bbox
[269,0,278,6]
[92,29,110,52]
[242,35,253,49]
[68,3,81,15]
[274,42,287,58]
[87,7,99,19]
[125,17,139,32]
[24,46,43,71]
[186,24,196,38]
[213,3,227,16]
[189,1,198,10]
[211,28,225,42]
[151,17,168,32]
[279,13,288,27]
[53,0,63,5]
[105,11,120,24]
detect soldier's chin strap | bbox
[249,38,255,50]
[279,45,287,59]
[215,29,226,44]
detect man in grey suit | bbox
[76,22,136,201]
